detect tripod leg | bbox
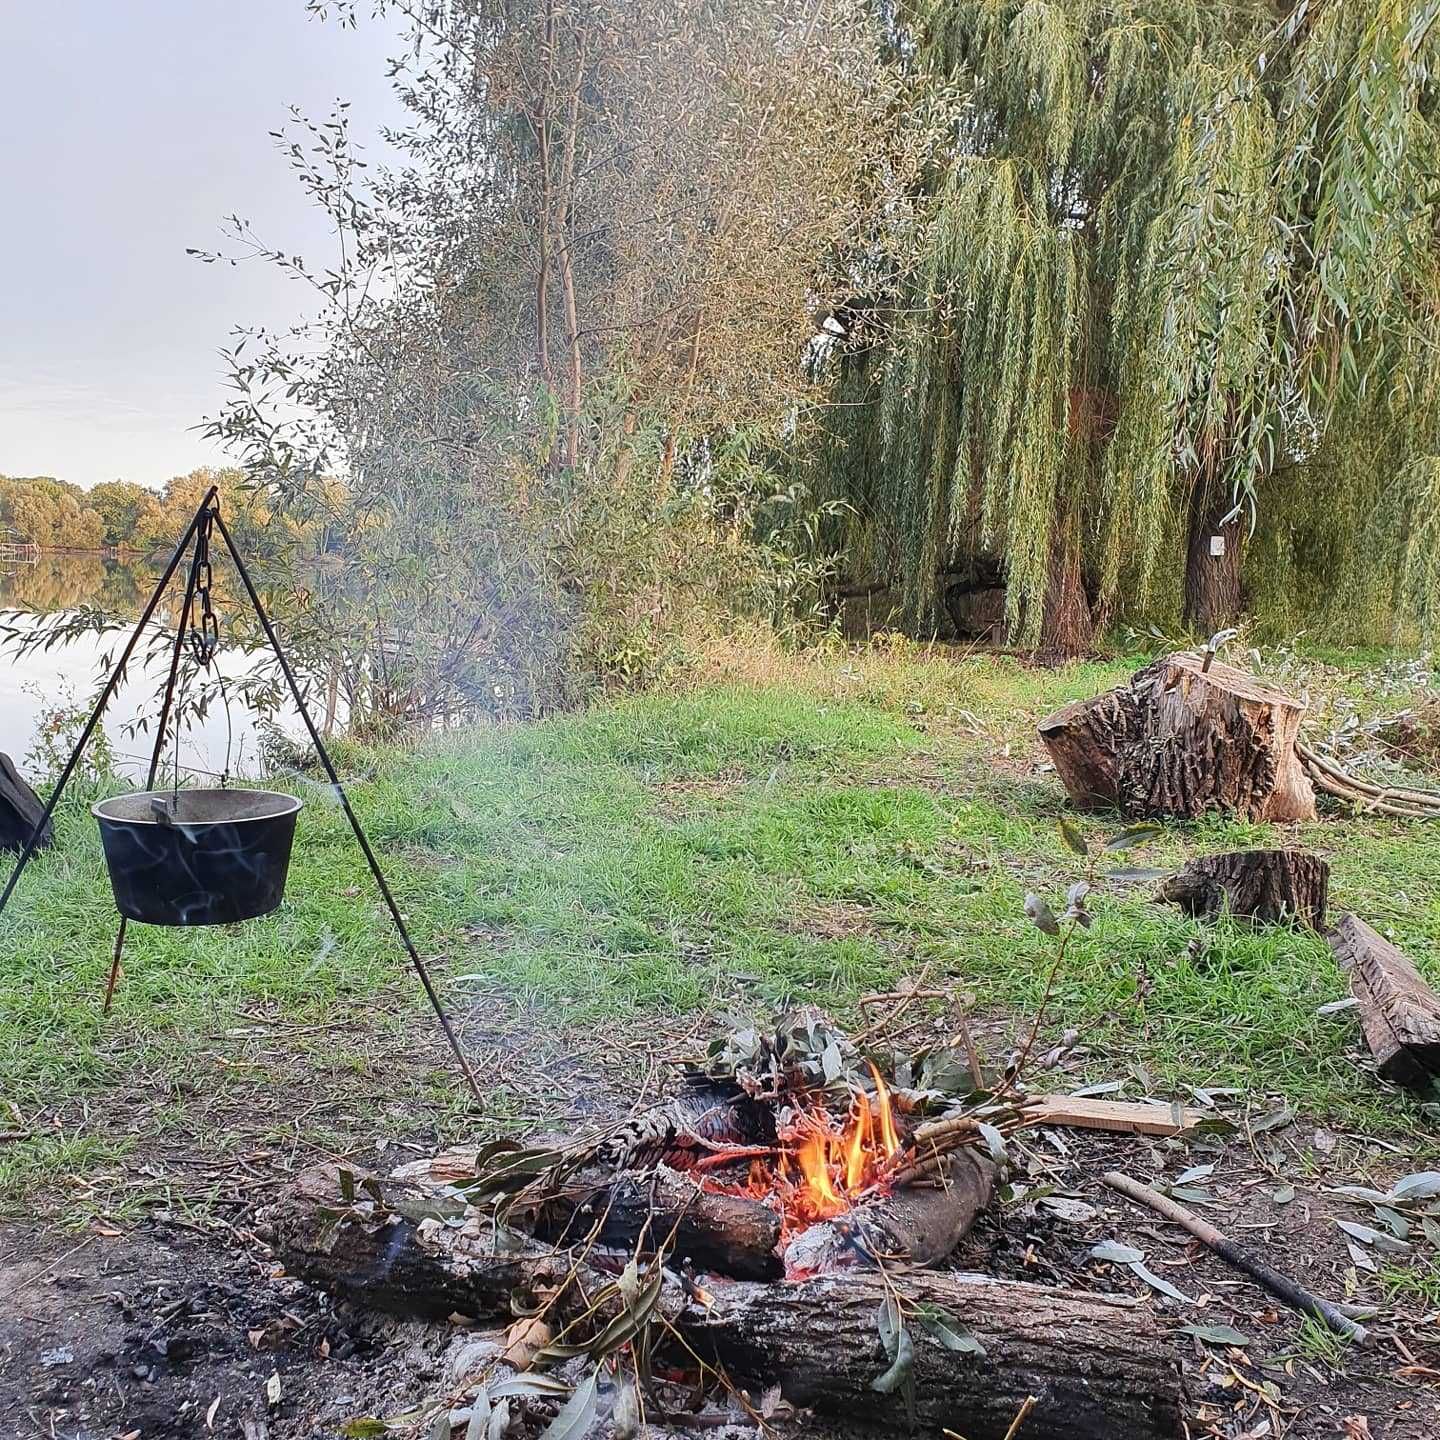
[101,519,209,1015]
[0,487,219,920]
[209,509,485,1106]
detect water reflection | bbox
[0,553,299,781]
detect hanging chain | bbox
[189,509,220,669]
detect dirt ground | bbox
[5,1094,1440,1440]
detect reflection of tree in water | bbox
[0,553,110,612]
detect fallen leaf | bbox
[206,1396,222,1430]
[265,1371,282,1407]
[501,1315,553,1371]
[1340,1417,1374,1440]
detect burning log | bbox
[393,1149,784,1281]
[263,1165,1185,1440]
[782,1148,996,1274]
[1038,652,1317,822]
[1157,848,1330,930]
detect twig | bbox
[1297,741,1440,818]
[1002,1395,1039,1440]
[852,963,936,1047]
[1101,1170,1369,1345]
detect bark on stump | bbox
[261,1165,1184,1440]
[0,752,50,855]
[1157,849,1329,930]
[1329,914,1440,1089]
[1038,653,1316,822]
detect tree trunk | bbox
[1157,849,1329,930]
[1037,517,1094,663]
[1038,652,1317,822]
[261,1166,1184,1440]
[1183,479,1243,635]
[1328,914,1440,1089]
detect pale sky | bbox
[0,1,405,490]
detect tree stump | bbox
[1038,653,1316,822]
[1157,849,1329,929]
[0,752,50,855]
[1328,914,1440,1089]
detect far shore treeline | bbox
[0,469,319,558]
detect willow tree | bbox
[819,0,1440,655]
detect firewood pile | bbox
[262,1012,1225,1440]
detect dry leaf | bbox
[206,1396,222,1430]
[1340,1418,1373,1440]
[265,1371,282,1407]
[501,1316,553,1371]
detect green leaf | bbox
[1090,1239,1144,1264]
[1392,1172,1440,1201]
[1131,1260,1194,1305]
[976,1122,1008,1166]
[1057,816,1089,857]
[871,1305,915,1406]
[1104,823,1163,852]
[916,1305,986,1356]
[537,1371,600,1440]
[1179,1323,1251,1347]
[341,1423,391,1439]
[465,1391,493,1440]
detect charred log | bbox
[783,1149,996,1274]
[540,1163,783,1281]
[263,1166,1184,1440]
[1038,652,1316,822]
[1157,849,1329,930]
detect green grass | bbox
[4,642,1440,1212]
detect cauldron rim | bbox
[92,787,304,827]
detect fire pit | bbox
[261,1013,1189,1440]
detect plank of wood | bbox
[1029,1094,1209,1137]
[1328,912,1440,1089]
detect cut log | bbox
[0,752,50,855]
[1038,653,1316,822]
[262,1165,1184,1440]
[1157,849,1329,930]
[1328,913,1440,1089]
[693,1269,1183,1440]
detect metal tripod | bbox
[0,487,484,1104]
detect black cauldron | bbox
[93,789,303,926]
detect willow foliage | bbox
[821,0,1440,647]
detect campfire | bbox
[700,1060,904,1257]
[260,1008,1208,1439]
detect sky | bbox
[0,1,406,490]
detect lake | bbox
[0,551,305,785]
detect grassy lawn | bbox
[5,639,1439,1214]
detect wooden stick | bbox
[1101,1171,1369,1345]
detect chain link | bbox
[189,510,220,668]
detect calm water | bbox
[0,552,302,784]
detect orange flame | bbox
[867,1061,902,1161]
[702,1067,907,1248]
